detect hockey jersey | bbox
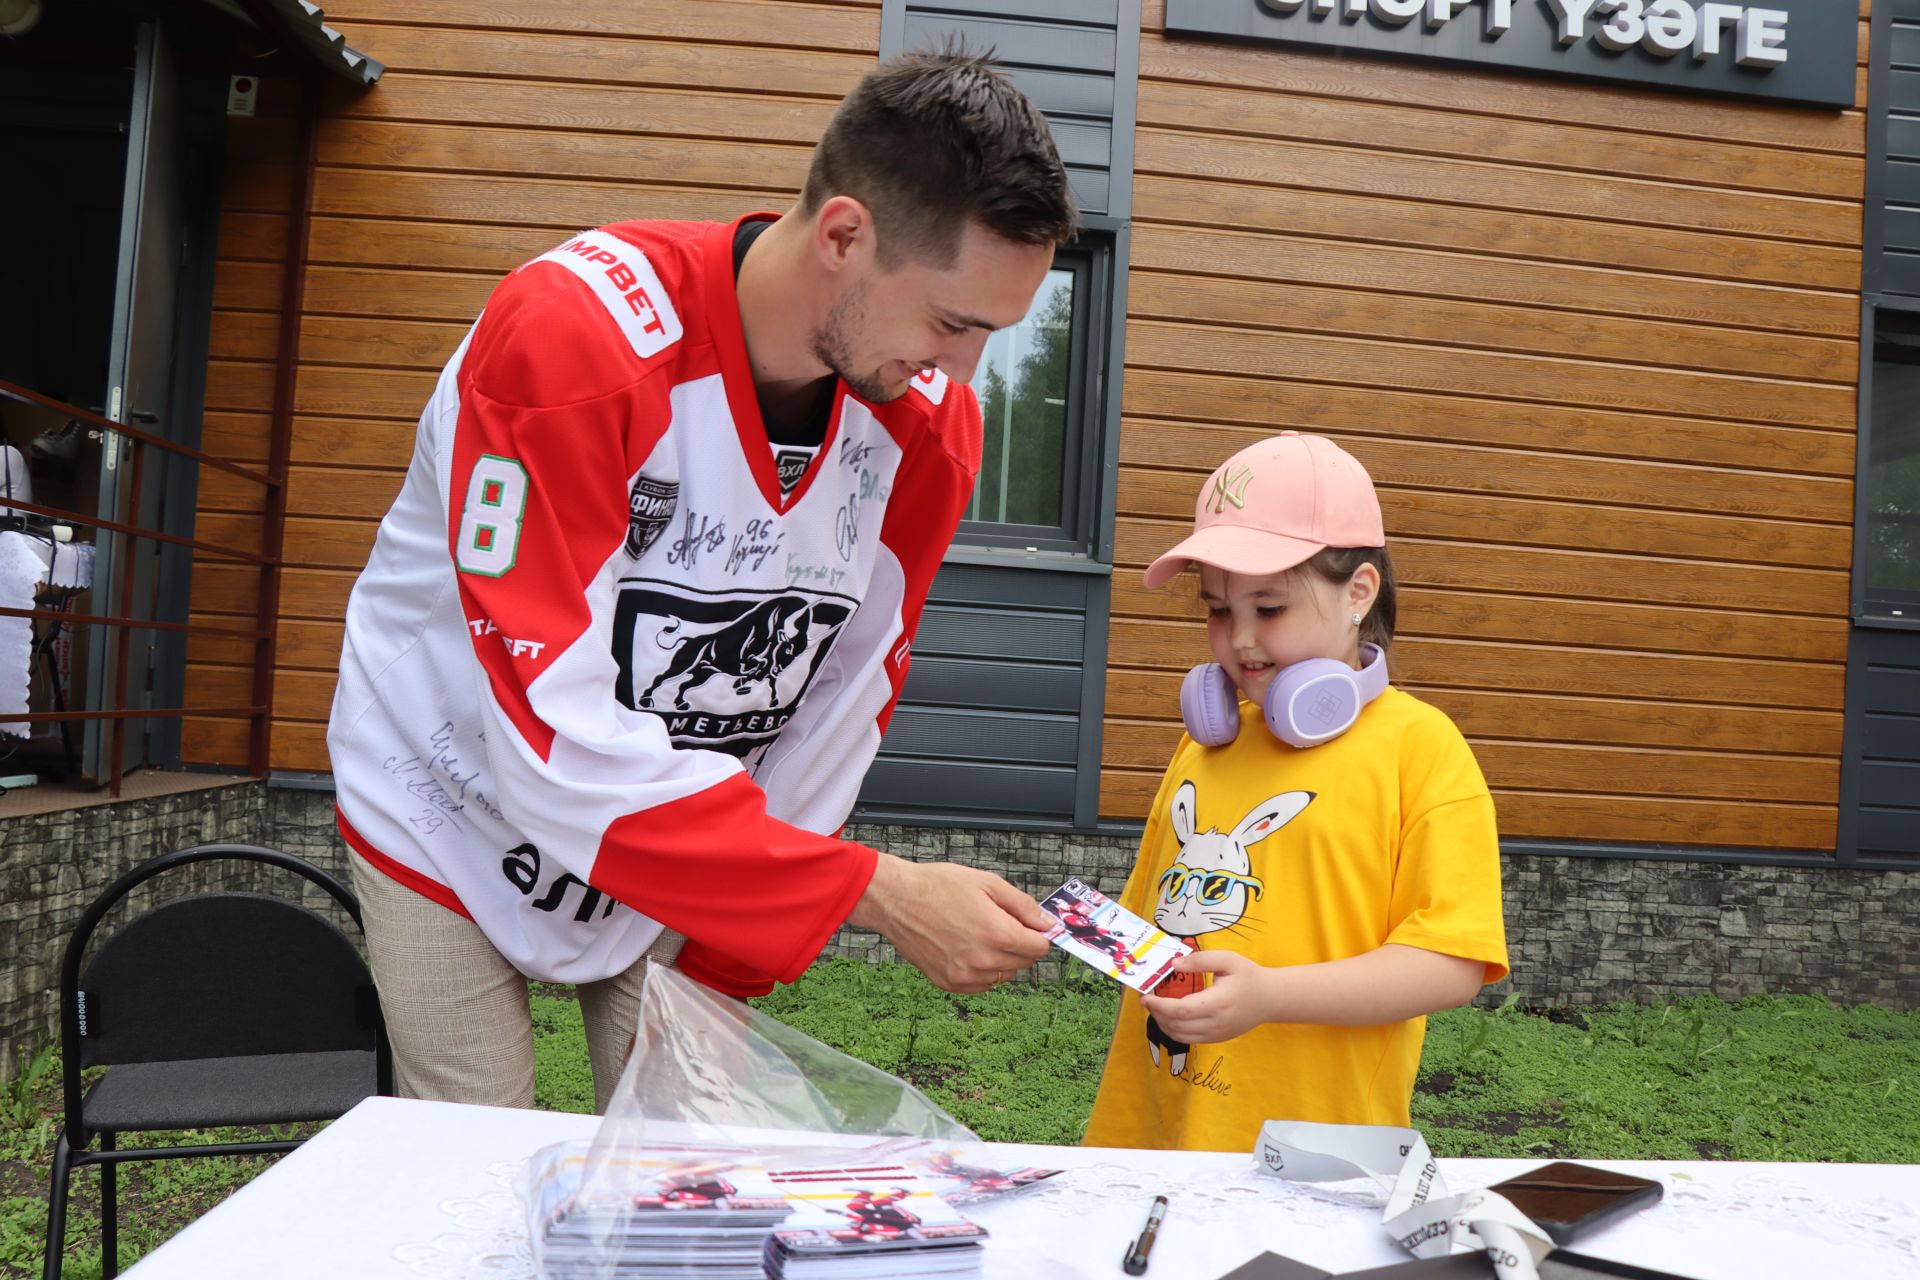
[327,216,983,997]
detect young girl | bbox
[1081,432,1508,1152]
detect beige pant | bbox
[348,848,685,1114]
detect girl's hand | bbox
[1139,950,1279,1045]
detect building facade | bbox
[184,1,1912,859]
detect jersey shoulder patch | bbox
[523,229,684,361]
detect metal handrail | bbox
[1,377,285,796]
[0,496,276,566]
[0,378,272,488]
[0,607,266,639]
[10,706,266,724]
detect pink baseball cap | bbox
[1144,432,1385,589]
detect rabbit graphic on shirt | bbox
[1146,780,1313,1076]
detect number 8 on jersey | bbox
[456,455,528,576]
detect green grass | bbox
[748,960,1122,1145]
[1412,993,1920,1162]
[5,966,1917,1278]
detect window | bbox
[958,251,1098,553]
[1866,310,1920,617]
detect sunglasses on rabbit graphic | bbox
[1157,864,1265,905]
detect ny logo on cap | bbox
[1209,464,1253,514]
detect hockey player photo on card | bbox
[920,1151,1062,1205]
[1040,877,1191,995]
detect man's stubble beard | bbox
[810,277,902,404]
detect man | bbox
[326,50,1078,1111]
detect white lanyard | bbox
[1253,1120,1558,1280]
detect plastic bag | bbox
[523,961,980,1280]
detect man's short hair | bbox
[800,48,1078,267]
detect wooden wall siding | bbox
[1101,1,1876,851]
[182,0,883,770]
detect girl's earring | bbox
[1351,612,1363,626]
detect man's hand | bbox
[848,853,1056,993]
[1139,950,1277,1045]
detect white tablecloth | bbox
[118,1098,1920,1280]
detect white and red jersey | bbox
[327,217,981,997]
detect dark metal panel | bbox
[1896,3,1920,29]
[1869,9,1897,301]
[1108,0,1139,223]
[1887,115,1920,162]
[1881,252,1920,297]
[1856,807,1920,858]
[913,604,1085,662]
[1863,710,1920,757]
[998,64,1117,118]
[930,562,1094,609]
[903,14,1117,72]
[1067,167,1110,216]
[1856,762,1920,808]
[1074,574,1115,828]
[151,81,230,768]
[1840,618,1920,861]
[860,758,1076,818]
[853,0,1139,831]
[1047,118,1112,169]
[1863,663,1920,715]
[914,0,1121,26]
[1894,24,1920,72]
[1884,159,1920,206]
[1882,208,1920,254]
[881,706,1079,763]
[1891,68,1920,108]
[901,656,1084,713]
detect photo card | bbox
[1039,877,1191,994]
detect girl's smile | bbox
[1197,565,1374,707]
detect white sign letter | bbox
[1694,1,1743,60]
[1737,8,1788,66]
[1594,0,1647,53]
[1371,0,1424,22]
[1484,0,1512,34]
[1544,0,1600,46]
[1640,0,1696,56]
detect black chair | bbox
[42,844,392,1280]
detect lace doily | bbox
[389,1160,534,1278]
[1655,1169,1920,1274]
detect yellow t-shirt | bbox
[1081,685,1508,1153]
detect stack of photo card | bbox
[763,1159,989,1279]
[1039,877,1191,994]
[529,1142,794,1279]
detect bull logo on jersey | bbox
[613,583,854,757]
[626,475,678,558]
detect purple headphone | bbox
[1180,644,1388,749]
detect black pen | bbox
[1123,1194,1168,1275]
